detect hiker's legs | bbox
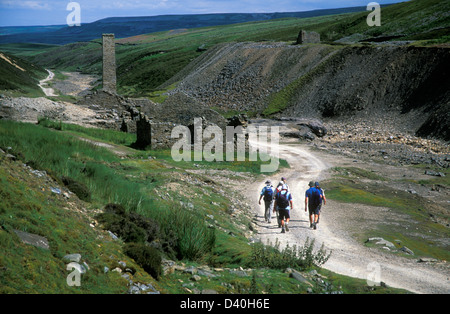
[265,201,273,223]
[279,209,285,226]
[316,204,322,224]
[279,209,287,232]
[264,202,268,221]
[312,207,320,229]
[285,209,290,231]
[278,209,290,232]
[308,207,314,227]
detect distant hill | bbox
[16,0,447,98]
[302,0,450,43]
[0,6,370,45]
[0,25,65,36]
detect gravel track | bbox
[38,69,57,97]
[248,133,449,294]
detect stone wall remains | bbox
[296,30,321,44]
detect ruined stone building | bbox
[296,30,321,44]
[133,92,229,150]
[82,33,246,151]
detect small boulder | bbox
[13,230,49,250]
[62,253,82,263]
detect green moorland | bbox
[0,120,410,294]
[2,0,446,294]
[303,0,450,43]
[0,0,447,99]
[0,51,47,97]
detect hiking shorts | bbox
[278,208,290,220]
[308,205,320,216]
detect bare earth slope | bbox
[164,42,338,112]
[168,43,450,141]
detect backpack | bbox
[277,190,290,209]
[310,188,321,207]
[263,186,274,201]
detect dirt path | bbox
[76,137,132,157]
[248,137,449,294]
[38,69,57,97]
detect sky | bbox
[0,0,406,27]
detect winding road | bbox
[38,69,57,97]
[248,133,449,294]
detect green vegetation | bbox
[0,120,225,264]
[413,165,450,187]
[0,43,59,58]
[9,0,446,99]
[0,1,446,99]
[3,0,447,293]
[305,0,450,42]
[324,172,449,262]
[318,269,411,294]
[249,238,331,270]
[331,167,387,181]
[37,117,137,146]
[24,18,316,96]
[0,148,154,293]
[0,120,287,290]
[124,243,162,280]
[0,120,412,294]
[61,176,91,202]
[147,83,177,103]
[0,51,47,97]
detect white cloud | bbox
[0,0,50,10]
[87,0,172,10]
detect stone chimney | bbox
[102,34,117,93]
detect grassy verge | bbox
[317,268,411,294]
[38,118,289,175]
[324,167,449,261]
[331,166,387,181]
[37,118,137,146]
[412,164,450,187]
[146,83,178,103]
[0,51,47,97]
